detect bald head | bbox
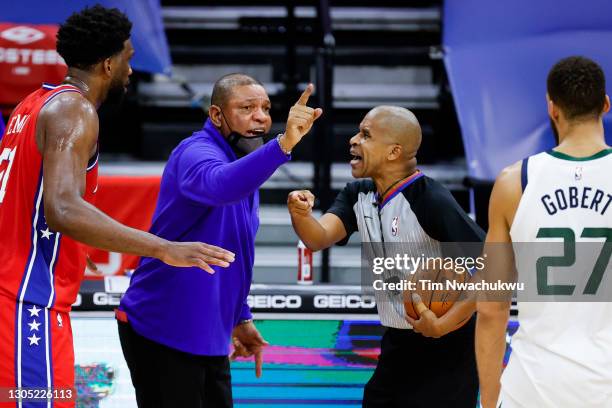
[365,105,422,157]
[211,73,264,107]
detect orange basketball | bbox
[403,265,470,329]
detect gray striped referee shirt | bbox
[327,172,484,329]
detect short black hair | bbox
[211,73,264,107]
[547,56,606,120]
[57,4,132,70]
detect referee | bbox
[287,105,484,407]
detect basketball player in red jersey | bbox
[0,6,235,407]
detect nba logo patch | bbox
[574,166,583,181]
[391,216,399,236]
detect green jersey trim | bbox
[547,148,612,161]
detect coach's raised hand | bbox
[278,84,323,153]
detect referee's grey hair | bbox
[211,73,264,107]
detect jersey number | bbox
[0,146,17,203]
[536,227,612,295]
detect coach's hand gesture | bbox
[159,241,235,274]
[287,190,315,218]
[279,84,323,153]
[230,322,269,378]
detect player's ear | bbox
[102,57,113,79]
[208,105,223,127]
[546,93,559,120]
[602,95,610,115]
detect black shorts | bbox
[363,316,478,408]
[118,320,232,408]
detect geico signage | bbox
[247,295,302,309]
[313,294,376,309]
[93,292,122,306]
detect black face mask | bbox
[220,111,267,157]
[227,132,265,157]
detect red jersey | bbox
[0,83,98,313]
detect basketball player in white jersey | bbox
[476,56,612,408]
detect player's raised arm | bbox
[39,93,234,273]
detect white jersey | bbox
[505,148,612,407]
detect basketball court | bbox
[71,280,518,407]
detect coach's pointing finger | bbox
[279,84,323,154]
[296,83,314,106]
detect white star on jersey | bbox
[40,228,53,239]
[28,334,40,346]
[28,320,40,331]
[28,305,41,317]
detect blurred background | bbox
[5,0,611,283]
[1,0,611,406]
[1,0,472,285]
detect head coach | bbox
[117,74,322,407]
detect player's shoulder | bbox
[494,160,523,195]
[489,160,524,225]
[39,91,97,124]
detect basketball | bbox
[403,264,470,322]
